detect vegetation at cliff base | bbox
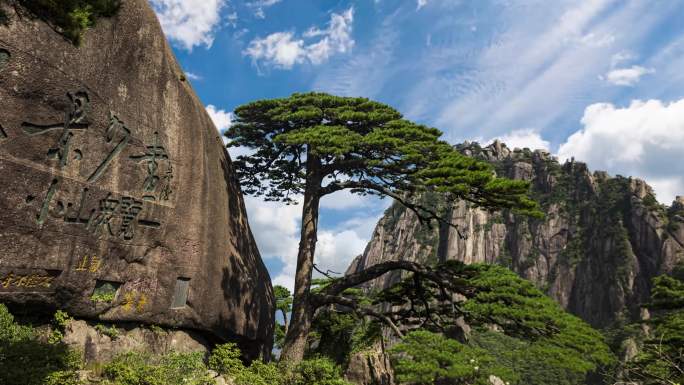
[383,263,614,384]
[0,0,120,44]
[0,304,82,385]
[620,268,684,385]
[390,330,512,385]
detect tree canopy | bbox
[304,262,615,385]
[227,92,539,218]
[226,92,541,362]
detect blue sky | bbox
[150,0,684,288]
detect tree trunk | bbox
[280,154,322,363]
[281,309,289,335]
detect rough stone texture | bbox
[0,1,273,359]
[344,341,394,385]
[348,141,684,329]
[63,319,210,363]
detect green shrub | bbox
[620,272,684,385]
[0,304,83,385]
[49,309,73,343]
[6,0,121,44]
[102,351,215,385]
[91,291,116,303]
[390,330,513,385]
[95,324,120,340]
[149,324,166,335]
[208,342,245,377]
[234,360,281,385]
[283,357,352,385]
[0,303,34,342]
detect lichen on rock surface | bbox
[0,0,274,359]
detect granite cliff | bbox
[347,140,684,329]
[0,0,274,359]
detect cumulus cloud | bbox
[150,0,226,50]
[604,65,655,86]
[320,189,374,210]
[557,99,684,203]
[485,128,550,151]
[206,105,233,132]
[244,8,354,69]
[416,0,428,11]
[244,194,385,290]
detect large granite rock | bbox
[349,141,684,329]
[0,0,274,359]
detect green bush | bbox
[234,360,281,385]
[391,330,513,385]
[95,324,120,340]
[282,357,352,385]
[209,342,350,385]
[102,351,215,385]
[91,291,116,303]
[620,272,684,385]
[208,342,245,378]
[4,0,121,44]
[0,304,83,385]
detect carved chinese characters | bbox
[130,131,174,201]
[0,267,60,292]
[0,87,173,245]
[22,91,90,168]
[0,1,275,358]
[88,113,130,183]
[1,273,55,289]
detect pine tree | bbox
[226,92,539,362]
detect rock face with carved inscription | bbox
[0,1,274,359]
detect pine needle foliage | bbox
[2,0,120,44]
[226,92,540,216]
[380,263,615,385]
[621,268,684,385]
[391,330,514,385]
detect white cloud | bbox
[206,105,252,158]
[150,0,226,51]
[313,7,399,98]
[416,0,428,11]
[557,99,684,203]
[244,193,386,291]
[485,128,550,151]
[206,105,233,132]
[245,197,301,290]
[610,51,634,68]
[244,8,354,69]
[604,65,655,86]
[244,32,306,69]
[315,230,369,275]
[575,32,615,47]
[185,72,202,81]
[320,189,373,210]
[226,11,238,27]
[247,0,282,19]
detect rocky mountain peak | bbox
[349,140,684,329]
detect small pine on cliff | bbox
[0,0,120,44]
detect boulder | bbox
[344,342,394,385]
[0,0,273,359]
[63,319,210,363]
